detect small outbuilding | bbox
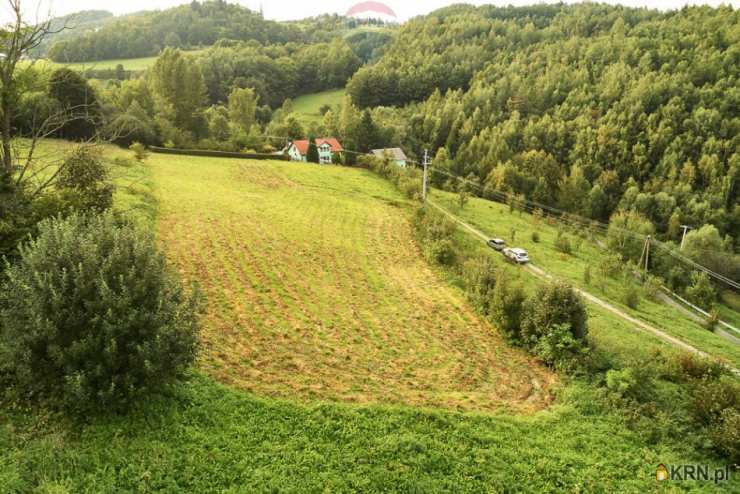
[371,148,408,168]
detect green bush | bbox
[606,368,639,397]
[0,212,204,413]
[605,366,654,402]
[532,323,586,370]
[598,253,623,279]
[686,272,717,311]
[712,408,740,463]
[622,285,640,309]
[689,379,739,426]
[463,256,497,315]
[531,231,540,243]
[56,146,114,214]
[664,353,727,382]
[489,272,526,343]
[425,238,456,266]
[642,274,662,301]
[520,282,589,366]
[129,142,149,161]
[554,233,572,254]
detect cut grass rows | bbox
[154,156,556,413]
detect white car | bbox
[503,247,530,264]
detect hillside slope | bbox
[152,155,555,413]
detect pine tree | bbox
[307,136,320,163]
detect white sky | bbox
[5,0,739,24]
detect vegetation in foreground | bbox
[1,371,732,493]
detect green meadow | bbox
[0,150,736,492]
[293,89,346,124]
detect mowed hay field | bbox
[152,154,556,413]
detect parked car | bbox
[487,238,506,251]
[503,247,530,264]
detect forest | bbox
[351,4,738,249]
[46,1,327,62]
[25,1,740,289]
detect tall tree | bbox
[148,48,207,136]
[306,136,319,164]
[228,87,258,134]
[47,67,100,140]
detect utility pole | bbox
[680,225,691,250]
[422,149,429,202]
[644,235,651,273]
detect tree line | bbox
[354,3,738,252]
[47,1,310,62]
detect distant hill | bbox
[34,10,114,57]
[46,1,305,62]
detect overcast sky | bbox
[5,0,739,24]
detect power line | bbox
[427,165,740,290]
[253,134,737,290]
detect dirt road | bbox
[427,199,739,374]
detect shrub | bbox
[554,233,572,254]
[712,408,740,463]
[622,285,640,309]
[706,310,719,332]
[56,146,114,214]
[425,238,456,266]
[598,253,622,278]
[605,366,654,402]
[413,207,456,243]
[520,282,589,366]
[463,256,497,315]
[606,368,639,398]
[689,379,740,426]
[129,141,149,161]
[0,212,204,413]
[686,272,716,310]
[398,173,422,200]
[663,353,728,382]
[642,274,662,301]
[532,323,586,370]
[489,272,526,343]
[531,231,540,243]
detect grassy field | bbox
[293,89,346,124]
[45,49,206,72]
[153,155,555,413]
[1,151,736,491]
[429,188,740,368]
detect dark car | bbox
[487,238,506,251]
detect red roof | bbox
[290,138,343,155]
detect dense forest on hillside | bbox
[47,1,307,62]
[354,4,738,247]
[193,39,362,108]
[32,10,114,57]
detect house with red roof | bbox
[286,138,343,164]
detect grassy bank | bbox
[429,188,740,368]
